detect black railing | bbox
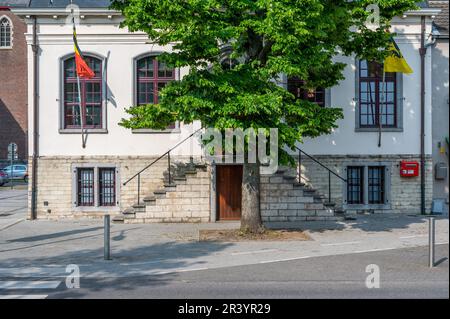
[296,147,347,205]
[123,128,202,205]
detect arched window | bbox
[135,55,176,130]
[358,60,397,128]
[0,16,12,48]
[63,55,103,129]
[287,77,325,107]
[136,55,175,105]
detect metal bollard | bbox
[104,215,111,260]
[429,217,435,268]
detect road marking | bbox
[399,235,428,239]
[0,295,48,299]
[354,247,397,254]
[0,218,25,231]
[259,256,311,264]
[0,267,66,277]
[320,241,361,247]
[0,281,61,289]
[231,249,278,256]
[152,267,209,275]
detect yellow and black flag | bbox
[384,38,413,74]
[73,22,95,79]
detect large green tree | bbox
[111,0,416,232]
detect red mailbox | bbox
[400,161,419,177]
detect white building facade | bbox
[13,3,442,223]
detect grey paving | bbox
[1,245,447,299]
[0,189,27,230]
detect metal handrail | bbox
[123,128,202,204]
[296,146,347,205]
[296,147,347,182]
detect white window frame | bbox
[0,15,13,49]
[342,162,392,210]
[72,163,120,211]
[131,52,181,134]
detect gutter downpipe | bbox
[419,16,426,215]
[30,16,38,220]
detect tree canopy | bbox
[111,0,417,164]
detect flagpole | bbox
[378,67,386,148]
[71,5,86,149]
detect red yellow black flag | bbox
[73,24,95,79]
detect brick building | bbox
[0,0,29,162]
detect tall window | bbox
[347,166,364,204]
[0,17,12,48]
[75,166,118,208]
[63,56,103,129]
[368,166,385,204]
[99,168,116,207]
[136,56,175,105]
[77,168,94,206]
[287,77,325,107]
[359,60,397,127]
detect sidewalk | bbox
[0,189,27,230]
[0,214,448,278]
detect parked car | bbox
[0,170,7,186]
[0,165,28,183]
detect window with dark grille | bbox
[64,56,103,129]
[368,166,385,204]
[99,168,116,206]
[0,17,12,48]
[347,166,364,204]
[77,168,94,206]
[136,56,176,128]
[359,60,397,128]
[287,77,325,107]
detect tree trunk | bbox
[241,161,263,233]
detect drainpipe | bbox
[30,16,39,220]
[419,16,426,215]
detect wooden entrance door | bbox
[217,165,243,220]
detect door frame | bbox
[210,163,243,222]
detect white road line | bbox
[152,267,209,275]
[231,249,278,256]
[0,295,48,299]
[354,247,397,254]
[259,256,311,264]
[320,241,361,247]
[0,218,25,231]
[399,235,428,239]
[0,281,61,290]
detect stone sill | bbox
[132,128,181,134]
[355,127,403,133]
[59,129,108,134]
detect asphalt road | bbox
[1,244,447,299]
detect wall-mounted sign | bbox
[7,143,18,161]
[400,161,419,177]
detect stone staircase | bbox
[113,162,210,224]
[260,166,343,222]
[114,163,344,224]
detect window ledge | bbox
[132,128,181,134]
[59,129,108,134]
[0,47,13,50]
[343,204,392,210]
[355,127,403,133]
[73,206,120,212]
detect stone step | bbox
[132,204,146,213]
[164,183,178,191]
[323,201,336,208]
[153,189,167,195]
[112,216,124,223]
